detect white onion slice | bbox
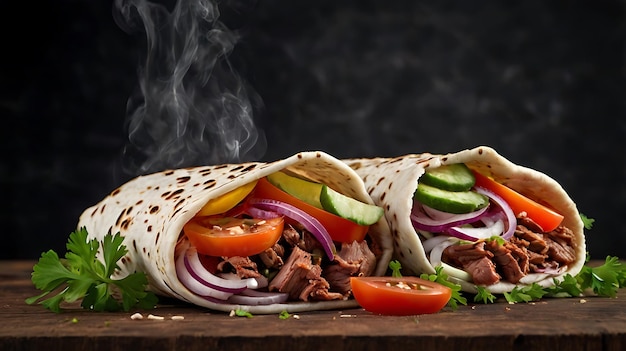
[445,218,505,241]
[248,198,336,261]
[440,262,473,282]
[184,246,258,291]
[175,251,234,300]
[422,235,455,253]
[518,273,550,285]
[475,187,516,240]
[219,272,269,289]
[254,275,269,289]
[427,238,473,282]
[428,237,455,267]
[227,289,289,305]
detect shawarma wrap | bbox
[344,146,585,294]
[78,151,392,314]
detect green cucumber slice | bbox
[320,185,384,226]
[267,171,323,209]
[414,183,489,214]
[420,163,475,192]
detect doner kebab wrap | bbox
[78,151,392,314]
[344,146,585,294]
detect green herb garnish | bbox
[576,256,626,298]
[420,266,467,309]
[26,227,158,313]
[234,309,254,318]
[545,274,583,298]
[503,283,547,303]
[474,286,497,304]
[389,260,403,278]
[580,213,595,230]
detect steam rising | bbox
[114,0,266,177]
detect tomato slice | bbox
[350,276,451,315]
[472,170,564,232]
[183,216,284,257]
[252,177,370,243]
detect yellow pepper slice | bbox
[196,180,258,216]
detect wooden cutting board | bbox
[1,260,625,351]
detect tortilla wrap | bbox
[344,146,585,294]
[78,151,392,314]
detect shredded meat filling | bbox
[442,241,500,285]
[441,212,577,286]
[485,240,529,284]
[323,240,377,294]
[268,246,343,301]
[208,220,376,303]
[217,256,262,279]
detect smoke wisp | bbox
[113,0,266,177]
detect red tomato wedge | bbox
[183,216,284,257]
[472,170,564,232]
[252,177,370,243]
[350,276,451,315]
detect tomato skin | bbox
[472,171,564,232]
[252,177,370,243]
[183,217,284,257]
[350,276,451,315]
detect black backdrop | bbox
[2,0,624,260]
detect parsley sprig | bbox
[503,283,547,303]
[389,260,403,278]
[26,227,158,313]
[423,255,626,305]
[570,255,626,298]
[420,265,467,309]
[474,286,496,304]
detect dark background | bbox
[2,0,624,260]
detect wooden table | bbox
[2,260,625,351]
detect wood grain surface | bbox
[1,260,625,351]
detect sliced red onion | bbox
[422,204,486,222]
[246,206,282,219]
[227,289,289,305]
[475,187,516,240]
[176,239,285,305]
[410,201,489,233]
[247,198,336,261]
[183,246,258,292]
[175,251,234,300]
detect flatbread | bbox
[78,151,393,313]
[345,146,585,294]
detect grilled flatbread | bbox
[345,146,585,294]
[78,151,392,313]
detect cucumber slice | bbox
[420,163,475,192]
[267,171,323,209]
[320,185,384,226]
[414,183,489,214]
